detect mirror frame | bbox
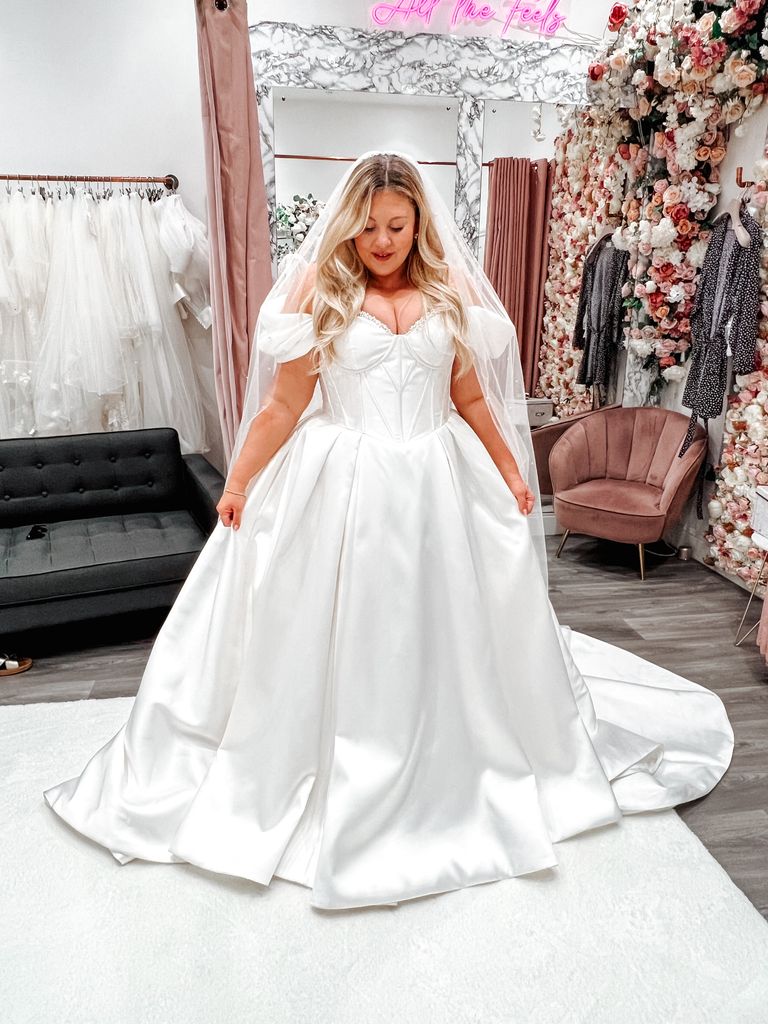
[250,19,595,267]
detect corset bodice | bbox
[318,310,455,442]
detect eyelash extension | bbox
[364,226,404,232]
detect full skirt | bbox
[43,410,734,909]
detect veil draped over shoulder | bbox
[226,149,548,586]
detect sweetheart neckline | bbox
[356,308,440,337]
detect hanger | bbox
[585,225,618,258]
[723,195,752,248]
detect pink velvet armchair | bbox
[548,406,707,580]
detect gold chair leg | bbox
[555,529,570,558]
[735,548,768,647]
[638,543,645,581]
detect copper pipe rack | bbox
[0,173,179,189]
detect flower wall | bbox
[537,0,768,410]
[536,109,634,412]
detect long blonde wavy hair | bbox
[291,153,475,379]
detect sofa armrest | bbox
[548,426,591,494]
[182,453,225,533]
[659,437,707,519]
[532,421,574,496]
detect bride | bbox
[44,150,734,911]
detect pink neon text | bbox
[369,0,568,35]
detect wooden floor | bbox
[2,534,767,919]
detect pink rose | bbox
[721,7,748,33]
[733,63,758,88]
[663,185,682,205]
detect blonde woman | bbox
[44,151,733,912]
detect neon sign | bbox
[370,0,568,37]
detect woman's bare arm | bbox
[224,265,318,494]
[224,355,317,492]
[450,359,535,515]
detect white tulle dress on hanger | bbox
[154,191,213,330]
[0,183,209,448]
[43,297,735,910]
[0,188,49,436]
[35,189,130,435]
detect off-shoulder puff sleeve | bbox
[256,292,317,363]
[464,305,518,360]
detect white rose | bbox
[661,364,687,382]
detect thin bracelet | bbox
[224,487,247,497]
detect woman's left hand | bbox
[504,473,535,516]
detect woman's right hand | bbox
[216,488,247,530]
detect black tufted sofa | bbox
[0,427,224,636]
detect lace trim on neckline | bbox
[357,308,439,337]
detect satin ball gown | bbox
[43,302,734,910]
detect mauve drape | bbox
[195,0,273,463]
[483,156,554,395]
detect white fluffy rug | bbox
[3,697,768,1024]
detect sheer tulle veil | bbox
[226,149,548,587]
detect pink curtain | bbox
[195,0,273,462]
[483,157,554,395]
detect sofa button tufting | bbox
[109,455,117,462]
[36,461,43,469]
[147,480,154,487]
[144,451,151,459]
[78,486,84,493]
[3,494,9,501]
[41,490,48,497]
[74,458,81,466]
[112,484,119,490]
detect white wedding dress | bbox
[43,303,735,910]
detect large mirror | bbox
[478,99,562,270]
[273,87,459,266]
[479,99,565,415]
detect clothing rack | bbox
[0,172,179,189]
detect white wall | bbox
[1,0,207,221]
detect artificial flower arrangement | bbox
[276,192,324,266]
[537,0,768,412]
